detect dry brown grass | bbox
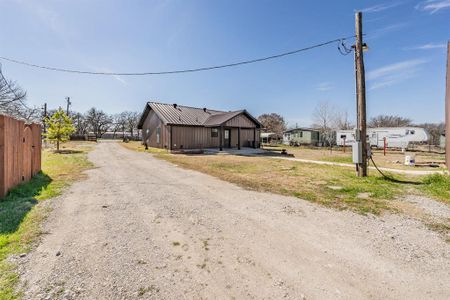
[121,142,419,215]
[121,141,450,240]
[263,145,446,171]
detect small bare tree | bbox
[312,101,336,147]
[124,111,140,138]
[73,112,89,135]
[85,107,112,138]
[0,65,39,122]
[334,110,353,130]
[0,66,27,110]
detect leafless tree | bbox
[0,101,41,123]
[0,65,40,123]
[257,113,287,139]
[110,112,127,138]
[334,110,353,130]
[415,122,445,146]
[123,111,140,138]
[368,115,411,127]
[311,101,336,146]
[0,66,27,109]
[73,112,89,134]
[85,107,112,137]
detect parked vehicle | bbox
[335,127,430,149]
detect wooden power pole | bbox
[66,96,71,116]
[355,11,368,177]
[446,41,450,172]
[43,102,47,134]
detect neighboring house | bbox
[336,127,430,149]
[260,132,277,144]
[137,102,261,151]
[283,128,320,146]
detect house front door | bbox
[224,129,231,148]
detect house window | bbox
[156,127,161,144]
[299,131,303,138]
[211,128,218,137]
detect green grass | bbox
[0,143,93,299]
[321,156,353,164]
[121,141,450,213]
[422,174,450,204]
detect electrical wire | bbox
[369,155,390,178]
[0,64,31,110]
[338,39,353,56]
[369,154,422,185]
[0,35,356,76]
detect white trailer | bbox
[336,127,430,149]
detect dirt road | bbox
[18,142,450,299]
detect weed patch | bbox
[0,143,93,299]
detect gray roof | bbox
[202,110,244,126]
[284,127,319,133]
[138,102,261,128]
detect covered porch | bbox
[215,126,259,151]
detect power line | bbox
[0,64,32,110]
[0,35,356,76]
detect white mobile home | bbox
[336,127,429,149]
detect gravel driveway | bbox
[18,142,450,299]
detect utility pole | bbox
[354,11,368,177]
[66,96,71,116]
[42,102,47,134]
[445,41,450,171]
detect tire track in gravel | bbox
[17,142,450,300]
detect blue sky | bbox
[0,0,449,126]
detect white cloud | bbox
[360,2,403,13]
[416,0,450,14]
[316,82,334,91]
[91,67,128,85]
[406,43,447,50]
[367,22,408,40]
[112,75,127,85]
[367,59,427,90]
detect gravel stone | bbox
[16,142,450,299]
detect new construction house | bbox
[137,102,262,151]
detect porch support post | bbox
[169,125,173,152]
[238,127,241,150]
[219,126,223,151]
[253,128,257,148]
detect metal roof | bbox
[138,102,261,128]
[149,102,224,126]
[284,127,320,133]
[203,110,244,126]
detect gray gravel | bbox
[17,142,450,299]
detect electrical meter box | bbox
[352,141,362,164]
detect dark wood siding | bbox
[240,128,260,147]
[225,114,256,128]
[171,126,220,149]
[141,110,260,150]
[141,110,169,148]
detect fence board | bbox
[0,115,42,198]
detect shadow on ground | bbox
[0,172,52,235]
[54,150,83,154]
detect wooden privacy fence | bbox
[0,115,42,198]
